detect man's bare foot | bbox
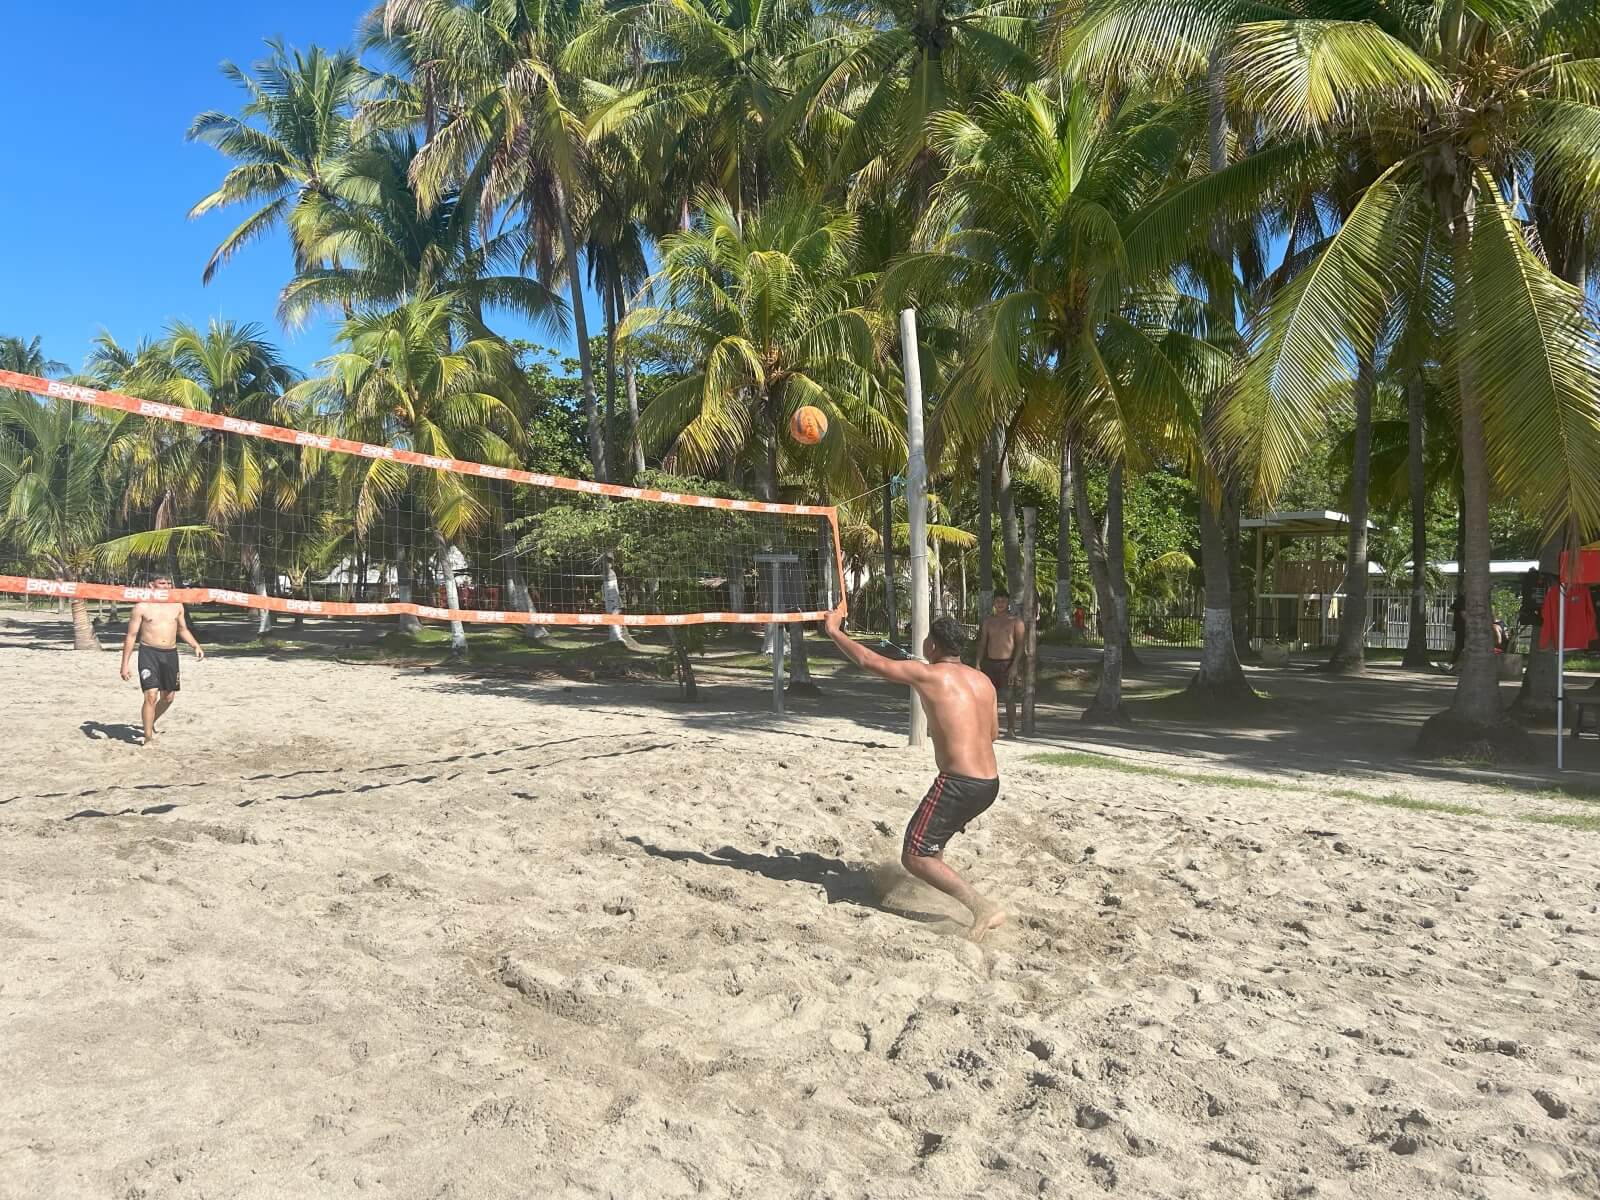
[142,733,158,748]
[968,902,1007,943]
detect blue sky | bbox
[0,2,585,377]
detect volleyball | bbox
[789,406,828,445]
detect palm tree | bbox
[300,296,527,656]
[157,322,300,633]
[1077,0,1600,751]
[373,0,611,480]
[278,134,563,332]
[0,392,213,650]
[187,39,371,282]
[578,0,824,218]
[0,336,65,377]
[629,195,880,501]
[627,193,881,676]
[889,86,1224,722]
[581,138,653,477]
[795,0,1038,192]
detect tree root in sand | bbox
[1179,675,1264,714]
[1416,711,1534,763]
[1319,651,1366,676]
[1080,701,1132,727]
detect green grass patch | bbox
[1514,781,1600,806]
[1028,751,1288,791]
[1035,753,1600,833]
[1521,811,1600,832]
[1124,686,1187,704]
[1342,790,1489,818]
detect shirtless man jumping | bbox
[824,609,1005,941]
[118,577,204,747]
[974,593,1026,738]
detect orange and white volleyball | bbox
[789,406,828,445]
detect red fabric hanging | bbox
[1560,549,1600,585]
[1541,585,1598,650]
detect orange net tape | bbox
[0,370,848,627]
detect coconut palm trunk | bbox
[787,620,815,690]
[1227,483,1249,647]
[1401,373,1432,670]
[978,435,995,617]
[557,197,634,647]
[1446,374,1499,724]
[1326,354,1375,673]
[1420,186,1522,754]
[498,513,548,642]
[69,595,101,651]
[604,285,618,475]
[623,301,645,474]
[1191,46,1253,698]
[556,181,609,486]
[998,443,1022,598]
[1191,482,1254,701]
[1055,438,1074,631]
[1075,462,1128,723]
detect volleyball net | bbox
[0,370,844,629]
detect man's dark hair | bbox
[929,615,966,657]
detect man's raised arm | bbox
[823,609,928,684]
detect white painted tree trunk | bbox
[433,528,468,656]
[248,546,272,636]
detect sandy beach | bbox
[2,608,1599,1199]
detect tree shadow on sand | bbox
[626,836,957,930]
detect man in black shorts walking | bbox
[974,593,1025,736]
[119,576,204,747]
[824,610,1006,941]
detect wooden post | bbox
[901,308,929,749]
[1022,506,1038,736]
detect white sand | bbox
[2,609,1598,1199]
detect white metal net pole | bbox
[900,308,929,749]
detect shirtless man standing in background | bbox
[824,609,1006,941]
[974,593,1025,738]
[119,576,204,747]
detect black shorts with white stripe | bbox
[903,772,1000,858]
